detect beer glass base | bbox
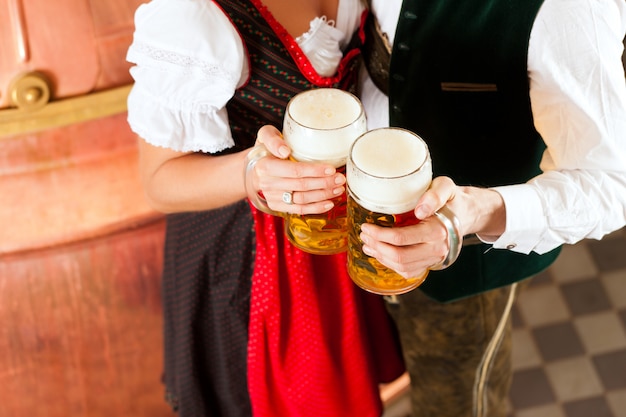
[286,235,347,255]
[349,270,428,296]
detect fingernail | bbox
[324,202,334,211]
[333,186,344,195]
[278,146,290,158]
[415,205,429,219]
[325,167,335,175]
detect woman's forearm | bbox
[138,139,248,213]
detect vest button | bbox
[392,73,405,82]
[392,104,402,113]
[403,11,418,19]
[397,42,410,51]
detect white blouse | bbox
[126,0,365,153]
[361,0,626,255]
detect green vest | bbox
[388,0,561,302]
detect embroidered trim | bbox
[129,41,239,83]
[135,126,235,154]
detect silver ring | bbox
[430,206,463,270]
[282,191,294,205]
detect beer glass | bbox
[346,127,433,295]
[282,88,367,254]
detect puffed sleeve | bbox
[126,0,248,153]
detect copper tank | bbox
[0,1,175,416]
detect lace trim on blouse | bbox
[295,16,345,77]
[128,41,240,85]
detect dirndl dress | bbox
[160,1,405,416]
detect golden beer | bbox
[283,88,366,254]
[346,128,433,294]
[347,197,427,293]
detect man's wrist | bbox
[453,186,506,238]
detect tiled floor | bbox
[383,227,626,417]
[508,227,626,417]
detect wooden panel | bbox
[0,217,175,417]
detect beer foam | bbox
[347,128,432,214]
[283,89,366,166]
[288,88,362,129]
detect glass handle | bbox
[430,205,463,270]
[244,144,281,216]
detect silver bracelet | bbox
[430,205,463,270]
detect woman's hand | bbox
[246,125,346,215]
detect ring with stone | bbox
[282,191,294,205]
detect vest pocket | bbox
[440,82,498,92]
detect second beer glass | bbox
[347,127,433,294]
[282,88,367,254]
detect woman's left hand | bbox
[246,125,346,215]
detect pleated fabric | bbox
[247,207,405,417]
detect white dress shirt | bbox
[360,0,626,255]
